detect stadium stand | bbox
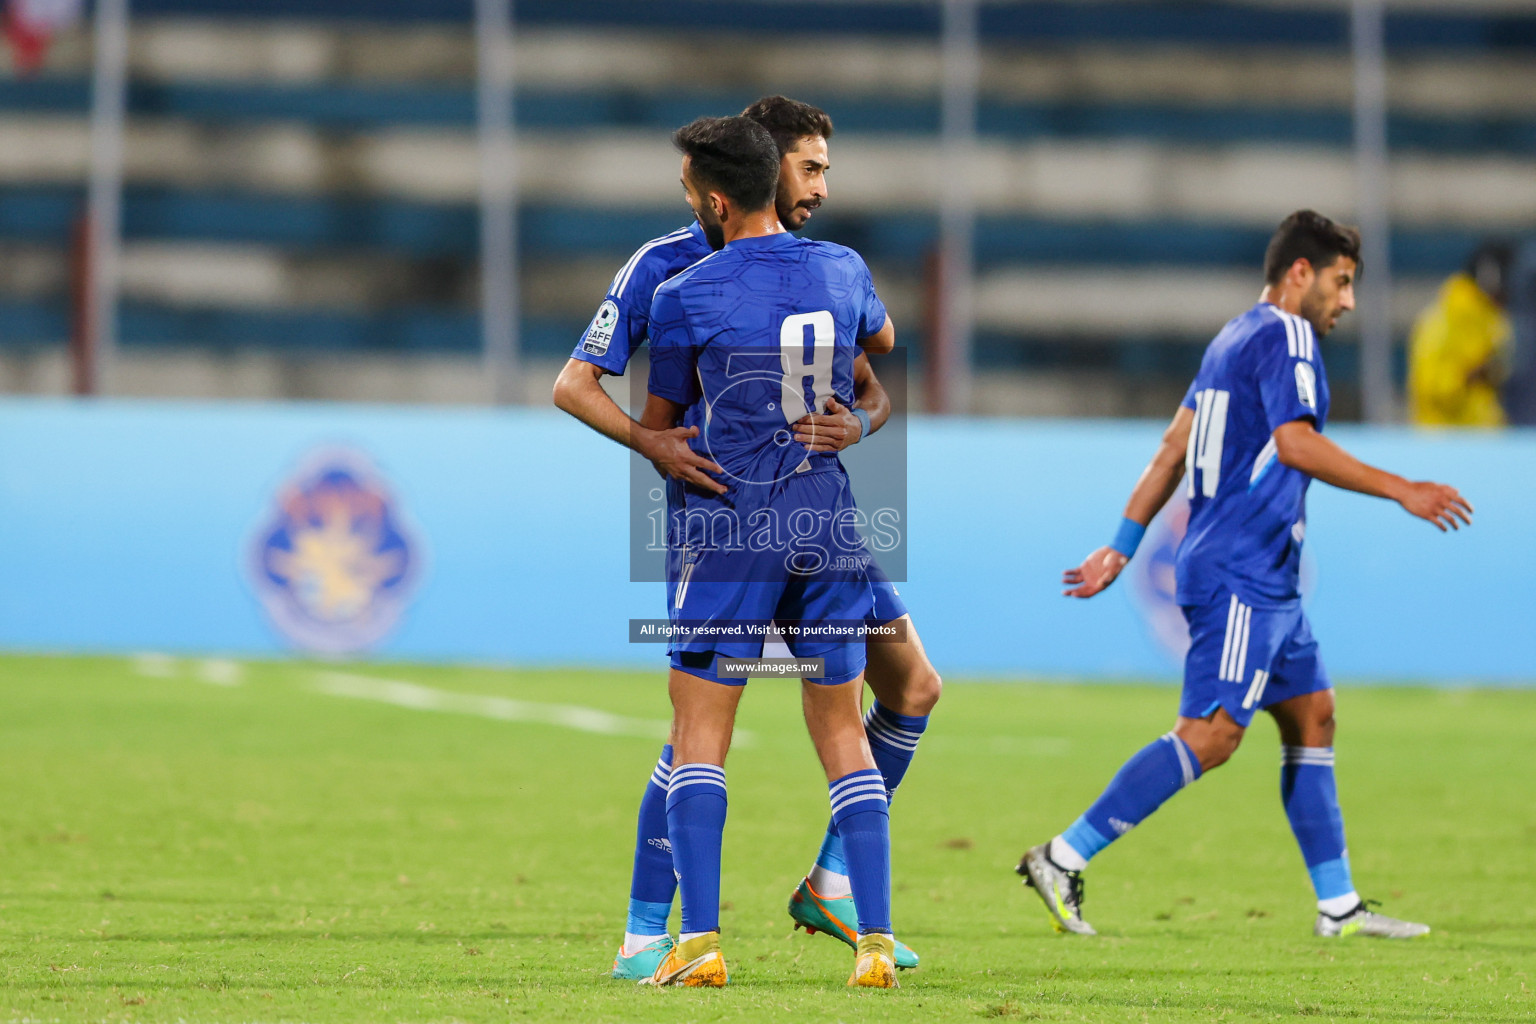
[1,0,1534,412]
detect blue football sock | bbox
[812,827,848,880]
[1061,732,1202,865]
[1281,746,1356,904]
[829,768,892,934]
[813,702,928,884]
[666,763,727,937]
[863,701,930,796]
[624,744,675,937]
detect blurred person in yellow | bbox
[1408,241,1514,427]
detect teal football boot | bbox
[610,935,675,980]
[788,877,919,969]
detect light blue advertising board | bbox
[1,399,1529,684]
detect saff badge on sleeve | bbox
[582,300,620,356]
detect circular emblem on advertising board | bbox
[1131,496,1194,663]
[249,450,422,654]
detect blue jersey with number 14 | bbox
[647,232,887,494]
[1176,302,1331,609]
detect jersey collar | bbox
[725,230,798,251]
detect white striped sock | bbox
[864,705,923,753]
[829,770,888,818]
[1282,745,1335,767]
[669,763,726,797]
[650,754,674,789]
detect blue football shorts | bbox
[669,469,874,687]
[663,476,687,610]
[1181,588,1332,728]
[864,555,908,626]
[667,518,906,629]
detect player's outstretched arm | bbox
[792,352,890,452]
[638,392,727,495]
[1272,419,1473,531]
[1063,405,1195,598]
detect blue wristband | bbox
[1110,517,1146,558]
[851,407,872,442]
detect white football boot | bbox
[1315,900,1430,938]
[1016,842,1096,936]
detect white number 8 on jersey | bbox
[779,310,836,425]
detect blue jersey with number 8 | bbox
[1176,302,1331,609]
[647,232,887,495]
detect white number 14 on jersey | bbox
[1186,388,1230,498]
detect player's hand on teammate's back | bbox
[792,397,862,452]
[1397,481,1473,531]
[1062,546,1130,598]
[642,425,728,494]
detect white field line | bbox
[197,659,244,686]
[131,652,178,678]
[130,653,245,686]
[312,671,703,743]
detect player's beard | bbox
[1299,283,1338,337]
[778,198,819,232]
[697,213,726,252]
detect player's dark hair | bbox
[672,115,779,212]
[1465,239,1515,306]
[1263,210,1363,284]
[740,95,835,158]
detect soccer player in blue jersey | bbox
[636,114,903,988]
[1017,210,1473,939]
[744,96,938,974]
[552,97,938,978]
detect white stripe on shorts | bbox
[1219,597,1253,684]
[1242,669,1271,710]
[1232,603,1252,685]
[1218,594,1240,682]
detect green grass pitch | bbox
[1,654,1532,1022]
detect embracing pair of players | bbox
[555,98,938,988]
